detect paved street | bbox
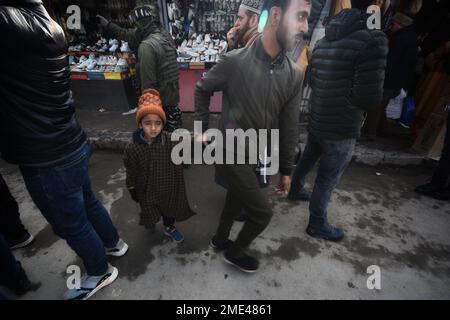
[1,151,449,300]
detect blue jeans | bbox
[19,140,119,276]
[290,134,355,227]
[0,233,22,289]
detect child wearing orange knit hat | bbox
[124,89,195,243]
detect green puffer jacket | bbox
[195,37,304,176]
[138,29,180,107]
[308,8,388,141]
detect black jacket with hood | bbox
[0,0,86,166]
[384,24,418,91]
[308,8,388,141]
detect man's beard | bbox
[276,20,300,51]
[236,21,251,47]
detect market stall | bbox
[46,0,240,113]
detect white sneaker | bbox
[106,238,129,257]
[109,43,118,52]
[65,264,118,300]
[122,107,138,115]
[117,58,128,67]
[86,60,97,70]
[120,41,130,52]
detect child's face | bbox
[139,114,164,139]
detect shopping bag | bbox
[400,95,416,126]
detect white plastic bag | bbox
[386,89,408,120]
[386,89,407,120]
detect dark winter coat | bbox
[123,130,195,226]
[138,29,180,107]
[0,1,86,166]
[384,25,418,91]
[308,8,388,141]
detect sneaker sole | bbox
[163,229,184,243]
[83,267,118,300]
[10,235,34,250]
[306,229,344,242]
[106,243,129,257]
[223,255,258,273]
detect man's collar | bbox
[254,36,285,65]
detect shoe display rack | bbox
[46,0,227,112]
[68,37,136,81]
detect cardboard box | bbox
[413,113,447,158]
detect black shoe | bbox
[234,214,247,222]
[210,237,233,251]
[8,264,32,296]
[414,183,441,196]
[9,232,34,250]
[287,189,312,202]
[306,223,344,242]
[432,189,450,201]
[223,251,259,273]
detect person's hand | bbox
[275,175,291,195]
[96,15,109,29]
[227,27,237,48]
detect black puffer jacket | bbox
[0,0,86,166]
[309,8,388,141]
[384,25,418,91]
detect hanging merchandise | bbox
[167,0,240,63]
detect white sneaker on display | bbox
[109,43,118,52]
[120,41,130,52]
[86,59,97,70]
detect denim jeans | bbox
[0,173,27,241]
[0,233,22,289]
[290,134,355,226]
[19,140,119,276]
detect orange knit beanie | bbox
[136,89,166,124]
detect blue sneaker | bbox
[287,188,312,202]
[306,222,344,242]
[164,226,184,243]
